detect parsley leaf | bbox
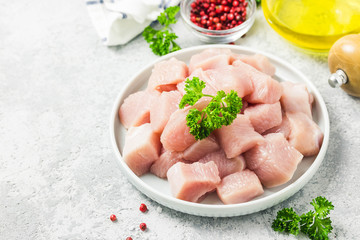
[300,197,334,240]
[179,77,206,108]
[272,208,300,235]
[179,77,242,140]
[157,6,179,26]
[272,196,334,240]
[309,196,334,219]
[142,6,181,56]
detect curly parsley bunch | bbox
[272,196,334,240]
[179,77,243,140]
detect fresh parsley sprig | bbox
[179,77,242,140]
[143,6,181,56]
[272,196,334,240]
[300,197,334,240]
[272,208,300,235]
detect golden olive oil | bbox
[262,0,360,52]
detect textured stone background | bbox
[1,0,359,239]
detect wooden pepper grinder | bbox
[328,34,360,97]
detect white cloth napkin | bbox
[86,0,181,46]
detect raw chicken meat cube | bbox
[190,54,231,73]
[167,161,221,202]
[280,82,313,118]
[232,60,282,103]
[160,108,195,152]
[189,48,233,73]
[216,169,264,204]
[244,133,303,188]
[183,134,220,162]
[147,58,188,92]
[199,150,246,178]
[119,90,157,129]
[246,77,283,104]
[215,114,265,158]
[177,68,218,96]
[244,102,282,133]
[232,53,276,76]
[160,99,210,152]
[206,65,254,97]
[263,114,291,139]
[191,48,233,61]
[286,112,323,156]
[123,124,161,176]
[150,90,182,133]
[150,149,185,179]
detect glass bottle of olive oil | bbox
[262,0,360,52]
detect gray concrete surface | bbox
[1,0,359,239]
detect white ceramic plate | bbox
[110,45,330,217]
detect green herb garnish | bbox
[179,77,242,140]
[272,196,334,240]
[143,6,181,56]
[272,208,301,235]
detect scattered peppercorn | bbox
[139,203,148,213]
[139,222,147,231]
[126,237,133,240]
[109,214,117,222]
[190,0,248,30]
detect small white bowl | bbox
[110,45,330,217]
[180,0,256,43]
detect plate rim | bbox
[109,44,330,217]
